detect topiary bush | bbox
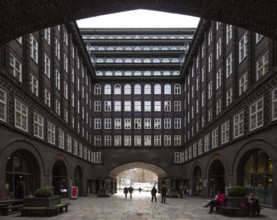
[34,187,53,198]
[227,186,246,197]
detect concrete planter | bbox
[23,196,61,207]
[225,196,246,207]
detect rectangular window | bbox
[174,118,181,129]
[256,51,269,81]
[234,111,244,138]
[104,101,111,112]
[216,38,222,59]
[208,81,212,99]
[124,101,131,112]
[66,135,72,152]
[154,135,161,146]
[93,152,101,164]
[33,113,44,139]
[144,118,151,129]
[9,53,22,82]
[94,136,101,146]
[212,128,218,148]
[272,88,277,121]
[226,53,233,77]
[114,118,121,129]
[174,101,181,111]
[55,38,60,60]
[64,55,68,73]
[78,143,83,158]
[216,99,221,115]
[221,121,230,144]
[226,25,232,44]
[164,135,171,146]
[124,118,131,129]
[216,68,222,90]
[144,136,151,146]
[226,88,233,107]
[55,100,60,116]
[174,135,181,146]
[94,101,101,112]
[154,101,161,111]
[104,118,112,129]
[198,139,203,155]
[104,136,112,146]
[164,101,171,111]
[204,134,210,152]
[15,99,28,132]
[29,34,38,63]
[44,53,51,78]
[134,136,141,146]
[58,129,64,149]
[114,101,121,111]
[239,72,248,95]
[0,89,7,122]
[174,152,184,163]
[64,82,68,99]
[30,74,39,96]
[94,118,101,129]
[47,122,55,144]
[164,118,171,129]
[134,118,141,129]
[55,70,60,90]
[134,101,141,111]
[250,98,264,131]
[64,109,68,123]
[256,33,263,43]
[114,135,122,146]
[208,53,213,72]
[44,89,51,107]
[73,139,78,155]
[239,33,248,63]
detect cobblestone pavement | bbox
[1,191,277,220]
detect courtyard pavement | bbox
[1,191,277,220]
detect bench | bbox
[215,204,263,217]
[21,203,71,216]
[0,204,23,215]
[54,203,71,213]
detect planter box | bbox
[23,196,61,207]
[225,197,246,207]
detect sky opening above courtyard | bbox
[77,9,200,28]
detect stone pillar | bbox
[105,179,111,193]
[164,179,171,190]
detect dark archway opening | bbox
[192,166,202,195]
[52,160,68,197]
[208,160,225,198]
[73,166,83,196]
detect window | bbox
[216,68,222,90]
[216,99,222,115]
[15,99,28,132]
[144,118,151,129]
[154,84,161,94]
[114,135,122,146]
[55,100,60,116]
[94,136,101,146]
[164,101,171,112]
[64,109,68,123]
[104,101,111,112]
[226,53,233,77]
[256,51,269,80]
[94,84,101,94]
[164,118,171,129]
[64,55,68,73]
[47,122,55,144]
[175,152,184,163]
[134,101,141,111]
[208,27,213,45]
[114,101,121,111]
[73,139,78,155]
[144,101,151,112]
[58,129,64,149]
[226,88,233,106]
[212,128,218,148]
[114,118,121,129]
[55,38,60,60]
[30,74,38,96]
[216,38,222,59]
[94,101,101,112]
[164,135,171,146]
[94,118,101,129]
[78,143,83,157]
[124,84,131,94]
[134,118,141,129]
[124,101,131,112]
[114,84,121,94]
[93,152,101,163]
[71,92,75,107]
[208,81,213,99]
[174,135,181,146]
[226,25,232,44]
[174,84,181,94]
[29,34,38,63]
[134,84,141,94]
[239,72,248,95]
[174,118,181,129]
[154,135,161,146]
[208,108,212,122]
[272,88,277,120]
[55,70,60,90]
[104,118,112,129]
[239,33,248,62]
[66,135,72,152]
[9,53,22,82]
[204,134,210,152]
[208,53,213,72]
[44,54,51,78]
[124,118,131,129]
[134,136,141,146]
[234,111,244,138]
[144,84,151,94]
[33,113,44,139]
[0,89,7,122]
[164,84,171,94]
[144,136,151,146]
[154,118,161,129]
[174,101,181,111]
[221,121,230,144]
[250,98,264,131]
[104,84,111,94]
[104,136,112,146]
[64,82,68,99]
[44,89,51,107]
[256,33,263,43]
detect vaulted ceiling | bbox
[1,0,277,44]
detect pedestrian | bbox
[128,186,134,198]
[123,186,128,198]
[138,187,142,193]
[151,186,157,202]
[203,191,225,214]
[161,185,167,203]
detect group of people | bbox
[151,185,167,203]
[203,191,261,216]
[123,186,134,198]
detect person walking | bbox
[161,185,167,204]
[123,187,128,198]
[151,186,157,202]
[128,186,134,198]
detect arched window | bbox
[125,71,132,76]
[144,47,150,51]
[171,47,177,50]
[97,59,104,63]
[144,71,151,76]
[174,84,182,94]
[162,47,168,50]
[134,84,141,94]
[134,71,141,76]
[163,71,170,76]
[162,58,170,63]
[135,47,141,51]
[154,71,161,76]
[172,58,179,63]
[115,71,122,76]
[98,47,104,50]
[115,59,122,63]
[144,59,151,63]
[106,59,113,63]
[154,84,161,94]
[153,47,159,51]
[105,71,112,76]
[126,47,132,51]
[116,47,123,50]
[144,84,151,94]
[125,59,132,63]
[134,59,141,63]
[164,84,171,94]
[153,59,160,63]
[104,84,111,94]
[124,84,131,94]
[107,47,113,51]
[114,84,121,94]
[94,84,101,95]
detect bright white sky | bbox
[77,9,200,28]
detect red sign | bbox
[71,186,78,199]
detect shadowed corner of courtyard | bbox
[1,191,277,220]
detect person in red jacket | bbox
[203,191,225,213]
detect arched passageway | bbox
[1,0,277,44]
[5,150,40,199]
[73,166,83,196]
[192,166,202,195]
[208,160,225,198]
[52,160,68,197]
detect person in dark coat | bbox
[161,185,167,203]
[123,187,128,198]
[128,186,134,198]
[151,186,157,202]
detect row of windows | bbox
[83,34,192,40]
[0,88,101,164]
[175,91,277,163]
[94,84,182,95]
[93,118,182,129]
[93,135,182,147]
[95,58,180,64]
[87,46,187,51]
[95,70,180,77]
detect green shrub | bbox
[227,186,246,197]
[34,187,53,198]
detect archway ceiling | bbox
[109,162,166,179]
[0,0,277,44]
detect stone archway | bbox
[52,160,68,197]
[208,160,225,198]
[192,165,202,195]
[73,166,83,196]
[1,1,277,44]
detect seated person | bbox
[203,191,225,214]
[247,193,260,216]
